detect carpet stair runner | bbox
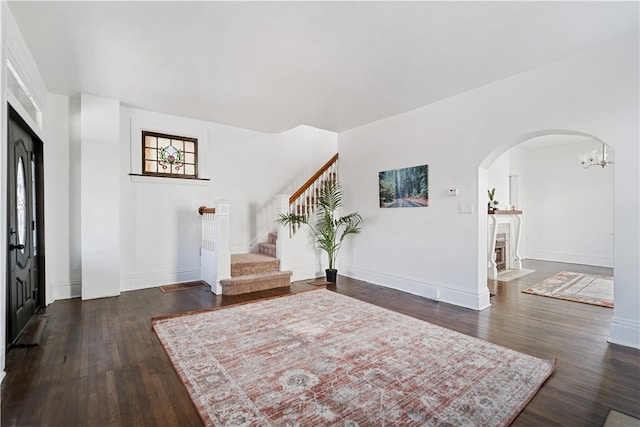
[257,232,277,257]
[220,240,292,295]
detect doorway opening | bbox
[6,104,46,348]
[480,130,614,307]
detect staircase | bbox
[219,233,292,295]
[258,232,277,257]
[200,153,338,294]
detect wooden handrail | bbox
[289,153,339,204]
[198,206,216,215]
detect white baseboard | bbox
[120,267,201,292]
[526,249,613,268]
[609,316,640,349]
[289,264,324,282]
[52,281,82,300]
[51,269,205,299]
[341,266,491,311]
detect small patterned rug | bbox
[160,281,207,293]
[522,271,613,308]
[152,289,556,426]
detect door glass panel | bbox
[32,158,37,255]
[16,157,26,253]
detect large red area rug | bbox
[152,289,555,426]
[522,271,613,308]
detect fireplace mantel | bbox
[488,210,523,215]
[488,211,523,279]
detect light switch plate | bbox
[459,203,474,214]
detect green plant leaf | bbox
[276,180,362,271]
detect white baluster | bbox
[201,212,215,251]
[200,200,230,294]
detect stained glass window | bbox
[142,131,198,178]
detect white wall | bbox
[40,100,338,296]
[338,40,639,348]
[339,116,492,308]
[487,151,510,210]
[119,107,337,290]
[43,94,82,300]
[508,147,527,211]
[80,94,121,300]
[277,211,327,281]
[523,141,614,266]
[45,94,73,300]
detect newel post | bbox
[200,200,231,294]
[276,195,292,272]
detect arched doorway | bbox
[478,129,615,315]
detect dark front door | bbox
[7,109,41,344]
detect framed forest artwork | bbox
[379,164,429,208]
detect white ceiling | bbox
[8,1,639,133]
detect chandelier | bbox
[578,143,613,169]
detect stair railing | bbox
[276,154,338,277]
[286,153,339,235]
[199,201,231,294]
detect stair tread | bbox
[231,253,277,264]
[231,253,281,277]
[221,271,292,295]
[221,270,292,283]
[258,245,276,254]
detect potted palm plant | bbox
[277,180,362,283]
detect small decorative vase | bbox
[325,269,338,283]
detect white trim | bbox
[52,281,82,300]
[608,317,640,349]
[288,263,324,282]
[341,265,492,311]
[6,59,42,127]
[120,267,201,292]
[1,1,10,388]
[5,9,45,124]
[6,93,42,140]
[129,174,210,186]
[525,250,613,268]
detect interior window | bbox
[142,130,198,179]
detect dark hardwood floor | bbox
[2,260,638,426]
